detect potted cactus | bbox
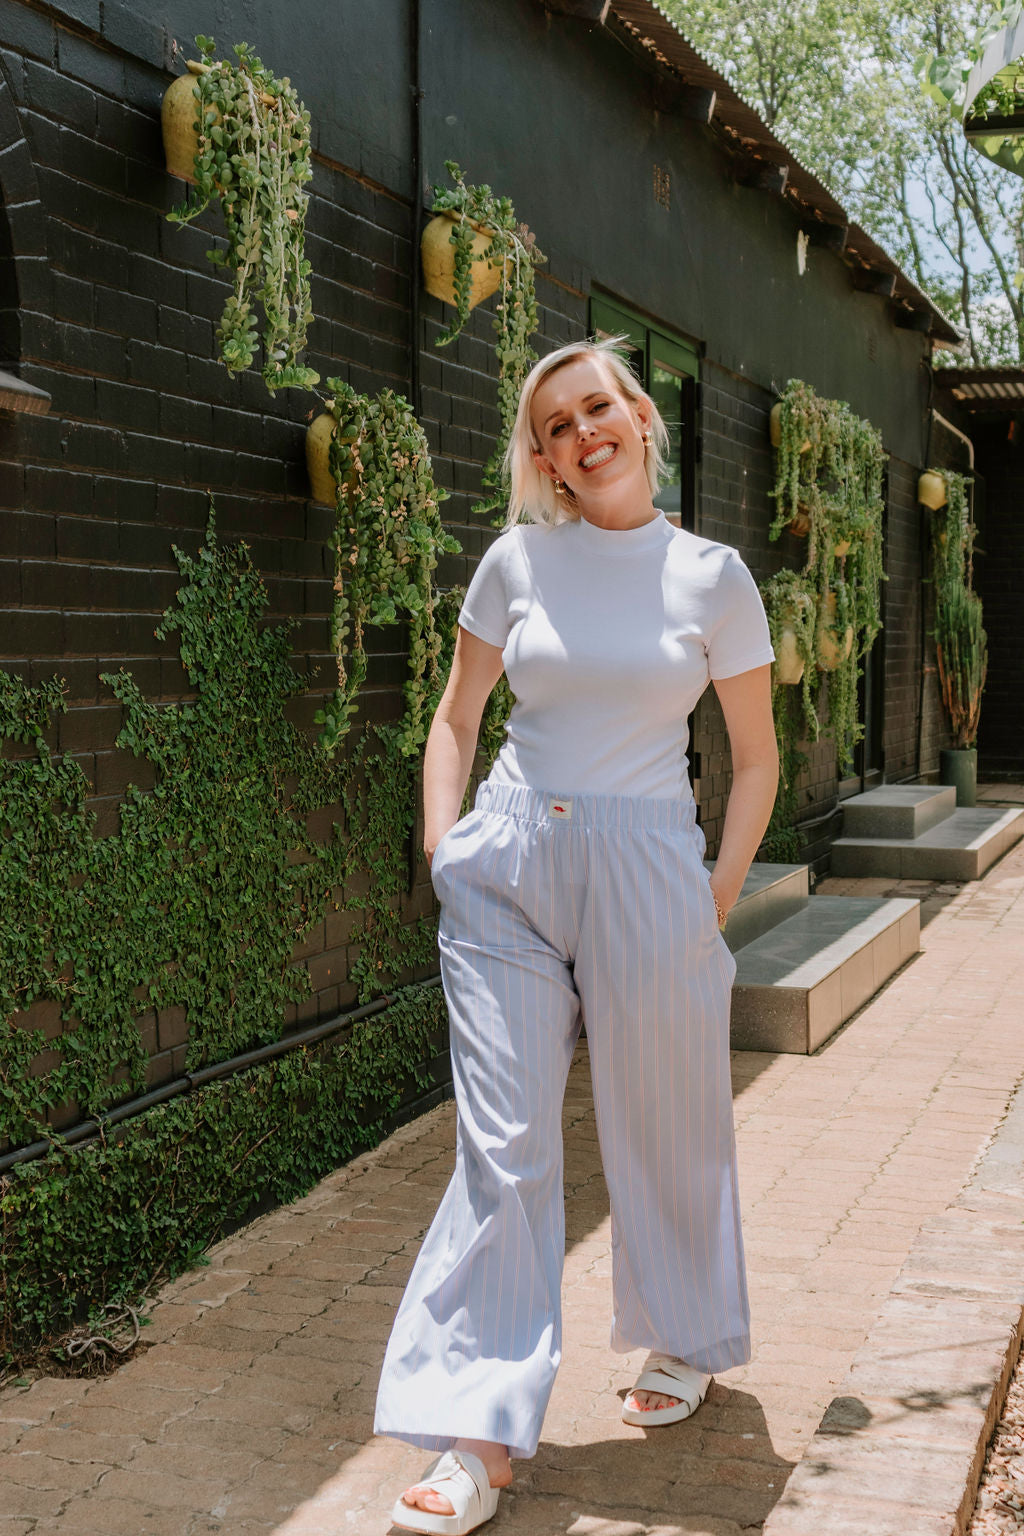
[931,471,987,805]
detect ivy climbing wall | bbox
[1,520,449,1144]
[0,2,575,1165]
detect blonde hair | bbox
[502,335,671,528]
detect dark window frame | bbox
[589,293,700,532]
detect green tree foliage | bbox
[663,0,1024,362]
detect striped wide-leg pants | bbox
[374,781,749,1461]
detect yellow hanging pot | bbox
[774,626,805,686]
[161,61,211,184]
[421,213,504,310]
[769,401,813,453]
[917,470,948,510]
[773,592,813,686]
[816,591,854,672]
[307,415,361,506]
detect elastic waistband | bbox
[475,780,698,832]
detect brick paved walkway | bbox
[2,835,1024,1536]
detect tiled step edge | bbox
[831,807,1024,882]
[730,896,920,1055]
[761,1079,1024,1536]
[842,784,957,840]
[707,861,809,954]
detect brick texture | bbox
[5,849,1024,1533]
[972,419,1024,777]
[0,8,951,1117]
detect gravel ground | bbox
[970,1348,1024,1532]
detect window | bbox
[590,294,699,531]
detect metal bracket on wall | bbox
[539,0,611,22]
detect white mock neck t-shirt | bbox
[457,512,775,800]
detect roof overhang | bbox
[933,366,1024,413]
[549,0,965,349]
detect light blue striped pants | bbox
[374,782,749,1461]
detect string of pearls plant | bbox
[314,381,461,758]
[166,36,318,393]
[758,568,817,861]
[427,162,545,518]
[769,379,887,780]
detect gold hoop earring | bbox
[642,430,652,447]
[554,479,566,496]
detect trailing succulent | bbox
[0,515,456,1366]
[769,379,887,782]
[314,382,462,758]
[167,36,318,393]
[429,161,546,517]
[757,569,817,863]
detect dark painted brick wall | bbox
[0,0,949,1126]
[696,362,864,858]
[919,419,975,776]
[0,8,432,1126]
[884,456,927,781]
[973,421,1024,778]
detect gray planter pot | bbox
[940,747,977,808]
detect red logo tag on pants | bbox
[548,798,573,820]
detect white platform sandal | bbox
[391,1448,501,1535]
[621,1352,712,1427]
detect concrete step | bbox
[841,784,956,838]
[729,896,920,1055]
[706,860,808,953]
[831,806,1024,880]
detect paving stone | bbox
[95,1465,226,1511]
[0,1448,111,1491]
[54,1495,193,1535]
[7,847,1024,1536]
[13,1424,139,1464]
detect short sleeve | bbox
[705,550,775,680]
[458,533,514,648]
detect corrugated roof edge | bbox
[934,366,1024,409]
[605,0,965,349]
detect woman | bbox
[375,336,779,1535]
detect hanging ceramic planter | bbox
[161,61,211,183]
[773,590,814,685]
[774,625,805,685]
[769,401,812,453]
[787,500,812,538]
[815,590,854,671]
[421,212,504,311]
[306,414,360,505]
[918,470,948,510]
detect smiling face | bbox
[530,355,653,515]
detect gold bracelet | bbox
[711,891,727,930]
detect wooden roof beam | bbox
[652,78,717,123]
[540,0,611,21]
[736,157,789,194]
[807,221,848,253]
[851,266,897,298]
[892,306,934,335]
